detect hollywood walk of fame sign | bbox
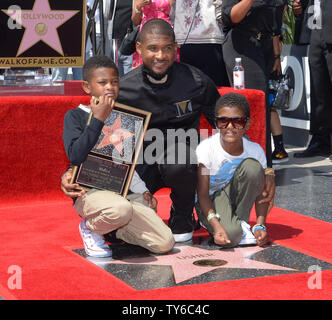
[0,0,86,68]
[71,103,151,197]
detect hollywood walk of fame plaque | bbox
[71,103,151,197]
[0,0,86,68]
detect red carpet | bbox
[1,84,331,300]
[0,193,331,300]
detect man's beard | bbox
[143,64,173,81]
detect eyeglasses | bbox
[215,116,249,129]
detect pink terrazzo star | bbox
[103,244,297,284]
[3,0,79,56]
[96,115,135,155]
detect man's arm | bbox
[60,168,157,210]
[201,75,220,128]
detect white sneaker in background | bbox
[238,220,257,246]
[79,219,112,258]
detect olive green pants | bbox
[196,158,265,247]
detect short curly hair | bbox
[83,55,118,82]
[138,18,175,43]
[215,92,250,118]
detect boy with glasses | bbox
[195,93,275,248]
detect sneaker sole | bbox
[173,231,193,242]
[238,238,257,246]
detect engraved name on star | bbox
[2,0,79,56]
[102,244,296,284]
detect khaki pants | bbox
[74,190,174,254]
[196,158,265,247]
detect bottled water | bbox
[233,57,245,89]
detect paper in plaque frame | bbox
[71,103,151,198]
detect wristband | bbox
[207,212,221,222]
[274,54,280,59]
[252,224,267,233]
[264,168,275,176]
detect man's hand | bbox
[61,168,86,198]
[292,0,303,16]
[254,229,269,247]
[143,191,157,212]
[258,174,275,213]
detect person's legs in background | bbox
[71,67,83,80]
[271,109,289,164]
[180,43,229,87]
[51,68,69,81]
[294,29,332,158]
[113,38,133,77]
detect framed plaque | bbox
[71,103,151,198]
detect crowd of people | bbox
[58,0,331,258]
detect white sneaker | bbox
[173,231,194,243]
[238,221,257,246]
[79,219,112,258]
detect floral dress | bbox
[132,0,180,68]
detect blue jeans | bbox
[113,38,132,77]
[51,67,83,81]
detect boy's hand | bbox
[90,95,115,122]
[214,229,231,246]
[210,219,231,246]
[254,229,269,247]
[258,175,275,213]
[61,168,86,198]
[143,191,157,212]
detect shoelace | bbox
[82,225,105,246]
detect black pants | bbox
[222,29,274,167]
[180,43,230,87]
[308,29,332,143]
[135,142,198,234]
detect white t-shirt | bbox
[196,133,267,195]
[172,0,224,45]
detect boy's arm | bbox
[254,168,276,246]
[63,109,104,165]
[63,96,114,165]
[197,163,231,245]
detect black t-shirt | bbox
[112,0,132,39]
[222,0,288,36]
[117,62,220,150]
